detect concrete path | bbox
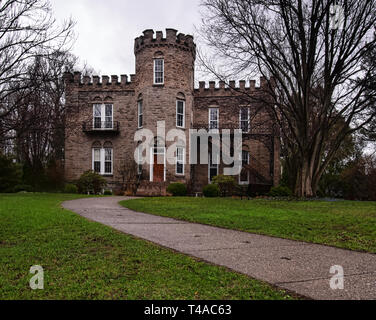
[62,196,376,300]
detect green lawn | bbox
[121,197,376,253]
[0,193,293,300]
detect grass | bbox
[121,197,376,253]
[0,193,293,300]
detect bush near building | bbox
[167,183,187,196]
[203,184,220,197]
[76,171,107,194]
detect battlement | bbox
[134,28,196,58]
[63,72,136,89]
[194,77,271,96]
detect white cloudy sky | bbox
[50,0,204,76]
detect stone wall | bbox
[63,29,280,195]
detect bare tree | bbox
[0,0,75,129]
[118,157,141,195]
[199,0,376,196]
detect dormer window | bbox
[154,58,164,85]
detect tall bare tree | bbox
[199,0,376,196]
[0,0,75,133]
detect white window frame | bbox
[208,152,219,183]
[138,100,143,128]
[239,150,250,184]
[209,108,219,130]
[92,148,101,174]
[92,147,113,175]
[176,100,185,128]
[150,145,166,182]
[92,104,113,129]
[137,145,143,175]
[239,107,250,133]
[176,146,185,175]
[104,147,113,175]
[153,58,164,85]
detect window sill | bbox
[153,83,164,87]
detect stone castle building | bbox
[63,28,280,195]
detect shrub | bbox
[13,184,33,193]
[203,184,220,197]
[212,175,236,196]
[167,183,187,196]
[76,170,107,194]
[268,185,292,197]
[103,190,112,195]
[64,184,78,194]
[0,155,22,193]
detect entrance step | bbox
[136,181,169,196]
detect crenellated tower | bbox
[134,29,196,183]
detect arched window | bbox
[92,141,113,175]
[176,93,185,128]
[137,94,143,128]
[153,51,164,85]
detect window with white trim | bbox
[138,100,143,128]
[176,146,185,175]
[137,145,143,175]
[154,58,164,84]
[93,104,113,129]
[209,108,219,130]
[240,107,250,133]
[176,100,185,128]
[239,150,250,184]
[104,148,113,174]
[92,147,113,175]
[209,152,219,183]
[93,148,101,173]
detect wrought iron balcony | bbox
[82,121,120,133]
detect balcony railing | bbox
[82,121,120,133]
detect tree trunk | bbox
[294,157,314,197]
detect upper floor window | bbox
[240,107,250,133]
[209,108,219,130]
[154,58,164,85]
[176,100,185,128]
[138,100,143,128]
[93,104,113,129]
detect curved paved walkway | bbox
[62,196,376,300]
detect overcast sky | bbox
[50,0,203,76]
